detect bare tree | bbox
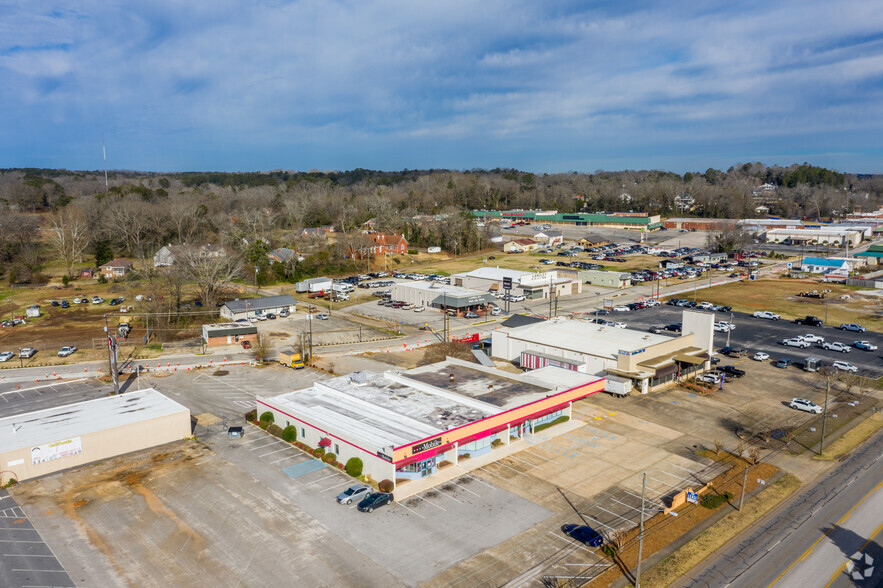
[251,332,274,363]
[706,221,751,254]
[47,205,90,278]
[177,247,242,309]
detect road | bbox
[681,430,883,588]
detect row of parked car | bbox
[0,345,78,362]
[336,485,394,513]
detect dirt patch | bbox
[269,331,290,337]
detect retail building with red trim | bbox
[256,358,604,488]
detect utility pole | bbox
[308,311,313,360]
[738,465,749,510]
[820,371,831,455]
[636,472,646,587]
[104,314,120,395]
[726,311,733,347]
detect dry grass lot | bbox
[676,276,883,327]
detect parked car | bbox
[853,341,877,351]
[490,306,501,316]
[19,347,37,358]
[265,313,276,319]
[718,365,746,377]
[822,341,851,353]
[241,340,251,349]
[753,311,780,320]
[109,298,123,306]
[832,360,858,372]
[0,351,14,362]
[648,325,664,334]
[561,524,604,547]
[60,300,69,308]
[50,300,60,307]
[413,305,425,313]
[337,485,371,505]
[781,338,810,348]
[752,352,769,361]
[465,311,479,319]
[789,398,822,414]
[774,358,792,369]
[839,323,866,333]
[57,346,77,357]
[357,492,394,513]
[316,313,329,320]
[612,306,630,312]
[91,296,105,304]
[696,373,722,384]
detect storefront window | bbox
[397,457,436,473]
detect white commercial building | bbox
[491,311,714,394]
[256,358,605,490]
[451,267,582,300]
[0,389,191,485]
[220,294,297,320]
[390,281,495,314]
[765,228,862,247]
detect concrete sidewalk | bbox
[393,418,587,500]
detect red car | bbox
[241,340,252,349]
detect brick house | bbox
[99,259,134,279]
[350,233,408,258]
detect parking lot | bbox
[0,490,74,588]
[611,305,883,376]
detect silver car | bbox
[337,485,371,505]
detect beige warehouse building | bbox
[0,388,191,485]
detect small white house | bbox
[427,246,442,254]
[26,305,41,318]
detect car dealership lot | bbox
[621,306,883,376]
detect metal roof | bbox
[204,323,258,336]
[504,317,674,359]
[224,294,297,313]
[0,388,188,454]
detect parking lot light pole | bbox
[18,347,22,368]
[820,374,831,455]
[635,471,646,587]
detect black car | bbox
[51,300,60,307]
[109,298,122,306]
[718,365,746,377]
[664,323,683,332]
[60,300,69,308]
[357,492,394,513]
[561,524,604,547]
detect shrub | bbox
[345,457,363,477]
[491,439,503,448]
[322,452,336,463]
[313,447,325,457]
[267,424,283,438]
[61,275,70,286]
[460,453,470,459]
[281,425,297,443]
[259,420,269,430]
[378,479,394,493]
[245,409,257,423]
[533,415,569,433]
[259,411,274,424]
[700,491,733,510]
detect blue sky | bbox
[1,1,882,173]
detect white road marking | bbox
[258,447,290,458]
[269,454,303,464]
[414,494,447,511]
[450,481,480,497]
[320,481,352,493]
[396,502,425,519]
[463,473,497,489]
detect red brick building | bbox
[351,233,408,258]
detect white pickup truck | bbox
[58,346,78,357]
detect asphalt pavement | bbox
[602,306,883,377]
[680,429,883,588]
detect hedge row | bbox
[533,415,569,433]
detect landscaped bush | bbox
[245,409,257,423]
[491,439,503,448]
[259,420,269,430]
[378,479,394,493]
[259,411,274,425]
[281,425,297,443]
[345,457,363,477]
[460,453,470,460]
[533,415,569,433]
[267,424,283,438]
[700,491,733,510]
[313,447,325,458]
[322,452,336,463]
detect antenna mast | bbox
[102,134,108,188]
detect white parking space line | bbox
[194,373,252,394]
[320,481,352,493]
[477,467,508,481]
[546,531,592,553]
[2,553,55,557]
[450,481,480,497]
[523,449,553,462]
[306,472,341,485]
[249,441,281,452]
[414,494,447,511]
[435,489,462,503]
[463,473,497,489]
[593,505,635,525]
[238,437,269,446]
[668,462,701,474]
[658,469,687,481]
[582,515,616,532]
[492,461,529,476]
[609,497,642,514]
[269,454,303,464]
[396,502,425,519]
[508,455,542,468]
[258,447,291,458]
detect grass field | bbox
[675,277,883,327]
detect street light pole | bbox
[636,471,647,587]
[820,372,831,455]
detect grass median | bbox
[813,412,883,461]
[638,473,801,588]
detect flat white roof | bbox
[392,281,485,297]
[458,267,534,281]
[262,359,599,453]
[505,317,673,360]
[0,388,189,454]
[767,228,858,236]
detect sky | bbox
[1,1,882,174]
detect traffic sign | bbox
[786,262,793,269]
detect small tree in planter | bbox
[345,457,363,477]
